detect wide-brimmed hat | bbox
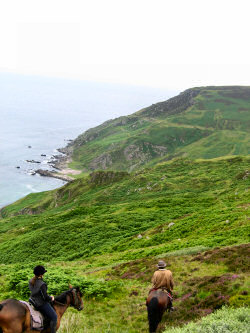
[157,260,166,268]
[34,265,47,276]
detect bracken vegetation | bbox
[0,155,249,332]
[0,86,249,332]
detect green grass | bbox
[0,156,249,264]
[0,243,249,333]
[0,156,249,330]
[1,85,250,332]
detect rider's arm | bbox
[170,272,174,290]
[40,284,53,302]
[151,271,157,285]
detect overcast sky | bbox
[1,0,250,90]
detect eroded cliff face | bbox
[87,142,168,171]
[89,170,129,186]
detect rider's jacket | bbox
[29,278,52,308]
[151,269,174,290]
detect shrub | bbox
[229,294,250,307]
[164,307,250,333]
[7,266,122,300]
[7,269,31,298]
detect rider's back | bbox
[151,269,174,290]
[29,278,47,307]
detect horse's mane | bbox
[54,290,70,304]
[54,286,82,304]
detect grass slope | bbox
[63,86,250,172]
[0,156,249,332]
[0,244,249,332]
[0,156,249,264]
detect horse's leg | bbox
[23,307,31,333]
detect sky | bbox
[1,0,250,90]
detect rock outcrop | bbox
[35,169,73,182]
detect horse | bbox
[0,285,84,333]
[146,289,172,333]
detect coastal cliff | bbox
[55,86,250,173]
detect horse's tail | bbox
[147,297,161,333]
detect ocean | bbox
[0,73,174,208]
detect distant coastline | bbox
[0,72,171,208]
[34,147,80,182]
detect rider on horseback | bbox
[29,265,57,333]
[151,260,174,311]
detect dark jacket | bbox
[29,278,52,308]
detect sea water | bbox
[0,73,174,208]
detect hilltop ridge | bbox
[56,86,250,174]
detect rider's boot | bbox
[50,321,57,333]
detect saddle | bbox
[151,287,173,301]
[20,301,47,331]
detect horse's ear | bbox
[69,284,73,289]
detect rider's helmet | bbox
[33,265,47,276]
[157,260,166,269]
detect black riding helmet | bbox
[33,265,47,276]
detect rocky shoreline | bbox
[25,145,81,182]
[35,147,81,182]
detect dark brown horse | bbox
[0,286,83,333]
[146,289,171,333]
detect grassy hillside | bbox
[0,244,249,332]
[0,86,249,332]
[0,156,249,331]
[61,86,250,172]
[0,156,249,264]
[1,182,249,333]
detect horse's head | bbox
[68,285,84,311]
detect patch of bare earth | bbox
[59,168,81,176]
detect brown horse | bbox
[0,286,84,333]
[146,289,171,333]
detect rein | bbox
[53,299,66,306]
[53,289,80,309]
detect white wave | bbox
[26,184,39,192]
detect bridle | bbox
[70,288,83,311]
[53,288,83,311]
